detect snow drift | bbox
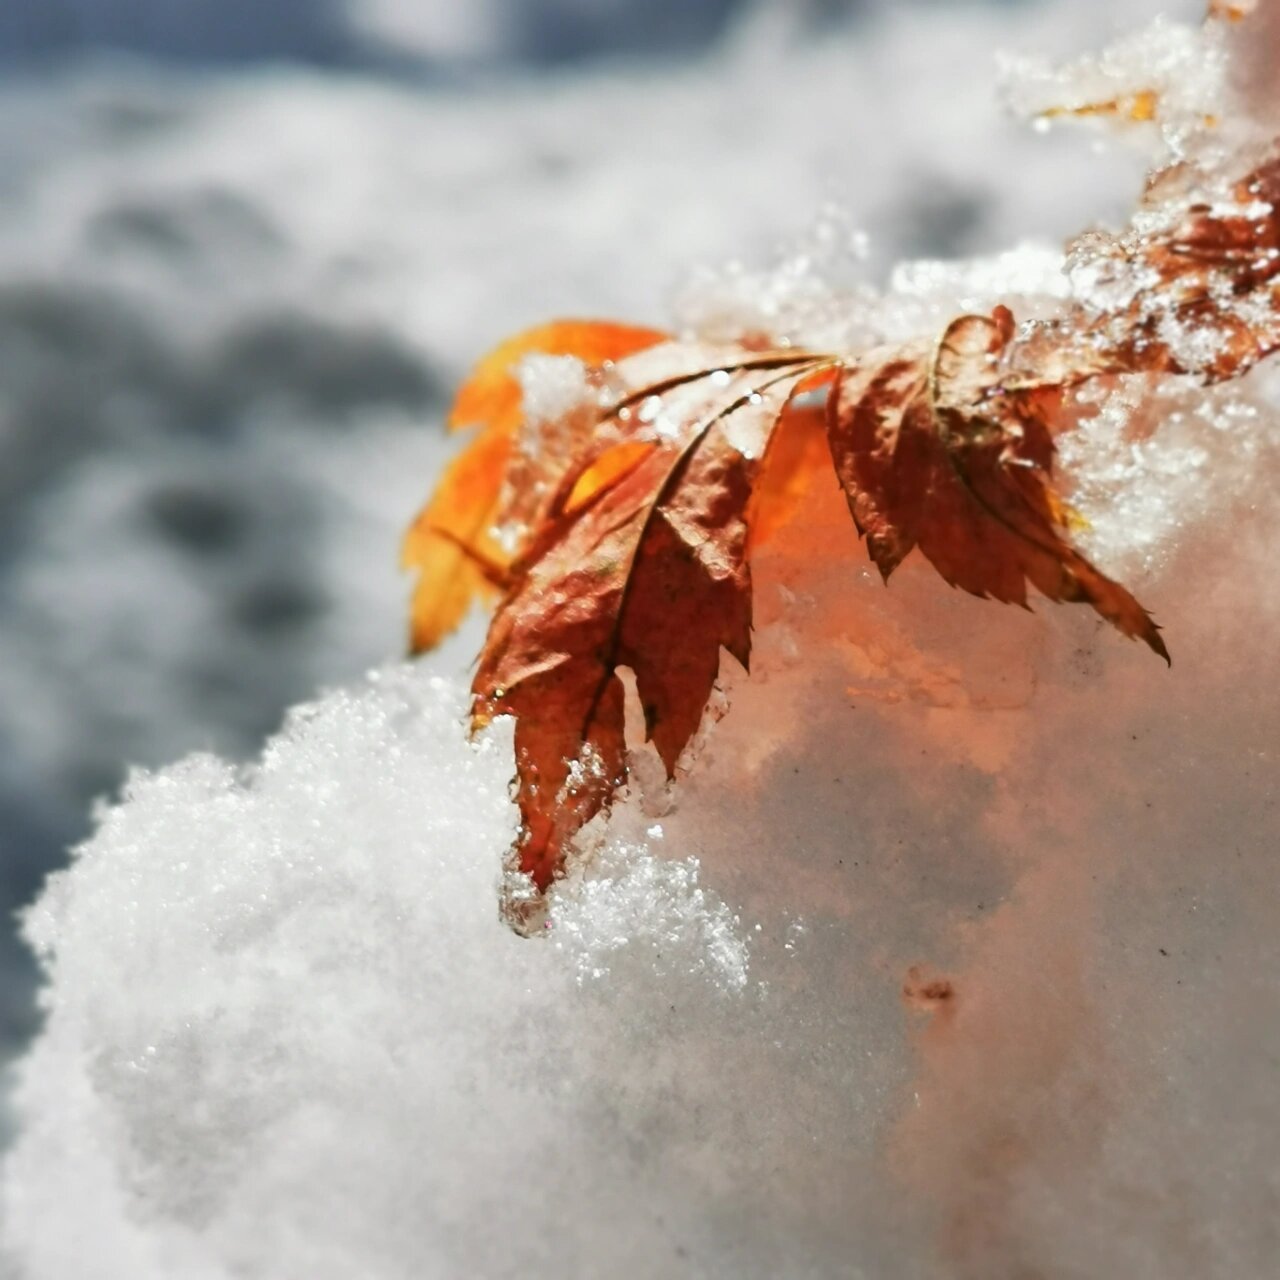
[4,4,1279,1278]
[6,300,1280,1279]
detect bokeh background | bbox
[0,0,1195,1080]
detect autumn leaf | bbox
[409,329,1180,923]
[748,366,840,550]
[405,88,1280,925]
[426,314,1167,926]
[403,320,666,652]
[827,310,1169,660]
[1207,0,1256,20]
[1037,89,1160,127]
[470,345,829,927]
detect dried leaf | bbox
[745,364,840,550]
[1207,0,1256,21]
[563,440,656,517]
[1038,88,1161,126]
[827,312,1169,660]
[402,422,513,654]
[471,349,824,926]
[403,114,1280,923]
[748,402,833,550]
[1035,154,1280,386]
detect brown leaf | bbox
[472,349,825,927]
[828,312,1169,661]
[747,366,841,550]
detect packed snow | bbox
[5,1,1279,1277]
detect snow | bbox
[5,327,1280,1272]
[1,674,754,1278]
[4,0,1280,1275]
[504,354,594,539]
[998,14,1229,155]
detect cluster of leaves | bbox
[405,90,1280,931]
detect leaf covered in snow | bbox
[1061,153,1280,382]
[406,96,1280,927]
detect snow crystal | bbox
[516,352,591,428]
[1058,365,1280,577]
[998,15,1229,156]
[674,204,880,353]
[1,670,757,1279]
[550,842,748,988]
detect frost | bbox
[517,352,591,426]
[998,16,1229,155]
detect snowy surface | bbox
[5,347,1279,1274]
[6,1,1280,1277]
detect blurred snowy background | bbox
[0,0,1201,1092]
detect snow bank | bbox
[5,269,1280,1278]
[0,669,761,1279]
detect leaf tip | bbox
[1149,626,1172,667]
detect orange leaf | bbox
[1207,0,1256,20]
[747,402,831,550]
[563,439,656,517]
[402,425,513,654]
[1101,154,1280,382]
[404,320,667,652]
[1014,154,1280,390]
[1039,88,1160,126]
